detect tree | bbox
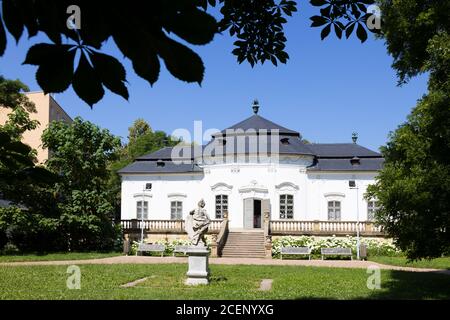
[42,117,121,192]
[0,76,59,252]
[128,118,152,145]
[0,76,55,203]
[41,117,122,250]
[367,1,450,260]
[0,0,376,106]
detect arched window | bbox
[279,194,294,219]
[327,201,341,221]
[215,194,228,219]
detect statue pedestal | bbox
[185,246,210,285]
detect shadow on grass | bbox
[362,270,450,300]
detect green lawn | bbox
[368,256,450,270]
[0,252,121,263]
[0,264,449,299]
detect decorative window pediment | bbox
[238,180,268,199]
[167,193,187,198]
[211,182,233,193]
[324,192,345,198]
[275,182,299,192]
[133,193,153,199]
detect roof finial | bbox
[352,132,358,144]
[252,99,260,114]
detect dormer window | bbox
[350,156,360,166]
[280,138,290,145]
[156,159,165,167]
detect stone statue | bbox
[185,199,210,246]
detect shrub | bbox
[272,235,401,258]
[1,242,19,255]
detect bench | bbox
[321,247,353,260]
[173,245,190,257]
[136,243,166,257]
[280,246,311,260]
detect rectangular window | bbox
[136,201,148,219]
[328,201,341,221]
[170,201,183,220]
[215,195,228,219]
[280,194,294,219]
[367,200,380,221]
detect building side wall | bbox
[0,92,72,164]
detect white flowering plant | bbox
[272,235,401,258]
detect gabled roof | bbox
[215,114,300,137]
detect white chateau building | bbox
[119,102,383,257]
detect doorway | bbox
[243,198,262,229]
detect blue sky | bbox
[0,5,428,151]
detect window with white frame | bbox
[170,201,183,220]
[279,194,294,219]
[367,200,380,221]
[136,200,148,219]
[215,195,228,219]
[327,201,341,221]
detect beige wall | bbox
[0,91,72,164]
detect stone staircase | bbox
[221,230,266,258]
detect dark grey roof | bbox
[137,146,204,160]
[307,143,381,158]
[121,113,383,174]
[137,147,174,160]
[118,160,203,174]
[307,158,384,171]
[215,115,300,137]
[204,134,313,156]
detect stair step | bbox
[221,230,265,258]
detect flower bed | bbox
[272,235,401,258]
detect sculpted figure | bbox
[185,199,210,246]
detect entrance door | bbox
[243,198,253,229]
[253,199,261,228]
[243,198,262,229]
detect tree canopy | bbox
[367,0,450,260]
[0,76,55,198]
[0,0,377,106]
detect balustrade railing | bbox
[121,219,222,233]
[269,220,383,235]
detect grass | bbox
[0,252,121,263]
[0,263,449,299]
[368,256,450,270]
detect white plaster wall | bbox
[121,163,378,228]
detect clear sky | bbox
[0,5,428,151]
